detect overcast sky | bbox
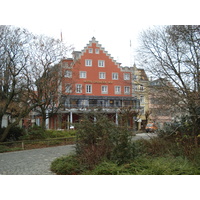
[1,0,198,67]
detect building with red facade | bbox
[48,37,140,129]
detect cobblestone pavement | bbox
[0,145,75,175]
[132,133,158,141]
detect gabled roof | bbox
[80,37,121,66]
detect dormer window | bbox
[95,49,99,54]
[89,48,93,53]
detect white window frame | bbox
[98,60,105,67]
[86,84,92,93]
[99,72,106,79]
[88,48,93,53]
[124,86,130,94]
[65,84,72,93]
[80,71,87,78]
[140,96,144,103]
[115,86,121,94]
[140,85,144,91]
[76,84,82,93]
[95,49,99,54]
[124,73,130,80]
[112,73,118,80]
[64,70,72,78]
[101,85,108,94]
[85,59,92,67]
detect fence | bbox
[0,137,75,153]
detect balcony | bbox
[62,95,140,111]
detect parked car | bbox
[145,123,158,133]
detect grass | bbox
[0,145,23,153]
[51,154,200,175]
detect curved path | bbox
[0,145,75,175]
[0,133,156,175]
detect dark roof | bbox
[138,69,148,81]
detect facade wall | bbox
[62,37,132,98]
[48,37,140,129]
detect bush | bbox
[83,161,125,175]
[0,126,24,141]
[22,126,47,140]
[82,155,200,175]
[46,130,76,138]
[110,127,135,165]
[75,113,135,168]
[134,137,175,157]
[132,156,200,175]
[51,155,84,175]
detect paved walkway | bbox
[132,133,158,141]
[0,133,157,175]
[0,145,75,175]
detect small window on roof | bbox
[95,49,99,54]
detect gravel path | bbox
[0,145,75,175]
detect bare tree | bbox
[0,26,35,141]
[28,35,71,129]
[0,25,72,141]
[137,25,200,140]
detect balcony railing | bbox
[63,103,139,109]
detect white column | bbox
[67,114,70,130]
[45,110,49,129]
[70,111,73,124]
[115,112,118,126]
[70,111,74,129]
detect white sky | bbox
[1,0,199,67]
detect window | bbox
[124,73,130,80]
[88,48,93,53]
[140,96,144,103]
[99,72,106,79]
[133,75,137,80]
[140,85,144,91]
[112,73,118,80]
[80,71,86,78]
[115,86,121,94]
[64,70,72,78]
[79,100,89,107]
[101,85,108,94]
[98,60,105,67]
[62,62,69,68]
[140,106,145,114]
[134,85,138,91]
[76,84,82,93]
[86,84,92,93]
[65,84,72,93]
[85,59,92,66]
[124,86,130,94]
[95,49,99,54]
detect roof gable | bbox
[80,37,121,67]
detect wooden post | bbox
[22,141,24,150]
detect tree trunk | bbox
[0,114,3,129]
[41,108,47,130]
[0,121,19,142]
[41,117,46,130]
[194,135,198,148]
